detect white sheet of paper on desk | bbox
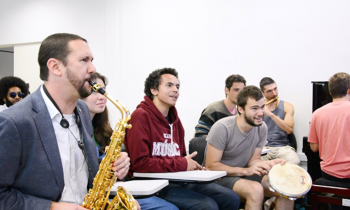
[343,198,350,207]
[110,180,169,196]
[133,170,227,182]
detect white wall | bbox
[14,43,41,93]
[107,1,350,160]
[0,49,13,78]
[2,0,350,159]
[0,0,106,73]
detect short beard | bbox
[66,68,91,98]
[5,97,14,107]
[244,112,262,127]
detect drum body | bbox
[268,163,312,200]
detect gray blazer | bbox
[0,87,99,210]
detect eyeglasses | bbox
[9,92,24,98]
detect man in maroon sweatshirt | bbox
[124,68,240,210]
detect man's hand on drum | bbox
[245,161,272,176]
[112,152,130,180]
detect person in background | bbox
[308,72,350,210]
[82,72,179,210]
[194,74,246,137]
[82,73,112,161]
[308,72,350,181]
[259,77,299,165]
[0,76,29,112]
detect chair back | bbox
[189,136,207,165]
[287,132,297,150]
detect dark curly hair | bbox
[88,72,113,155]
[38,33,87,81]
[237,85,263,115]
[0,76,29,105]
[144,68,178,100]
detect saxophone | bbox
[82,81,137,210]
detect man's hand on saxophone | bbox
[112,151,131,180]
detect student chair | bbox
[287,132,297,150]
[188,136,207,165]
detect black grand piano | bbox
[302,81,332,181]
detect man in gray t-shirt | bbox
[205,86,294,210]
[203,115,267,168]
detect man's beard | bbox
[5,97,14,107]
[244,112,263,127]
[66,68,91,98]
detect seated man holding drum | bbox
[204,85,294,210]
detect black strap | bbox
[42,84,93,180]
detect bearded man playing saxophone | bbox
[0,33,130,210]
[259,77,300,165]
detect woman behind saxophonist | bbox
[82,72,178,210]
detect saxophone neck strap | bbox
[43,84,93,181]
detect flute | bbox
[265,96,279,105]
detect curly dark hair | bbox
[88,72,113,155]
[38,33,87,81]
[0,76,29,105]
[144,68,178,100]
[237,85,263,115]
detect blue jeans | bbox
[157,182,240,210]
[137,196,179,210]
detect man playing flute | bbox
[259,77,300,165]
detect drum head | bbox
[268,163,312,198]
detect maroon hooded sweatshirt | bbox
[125,96,188,177]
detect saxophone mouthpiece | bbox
[89,81,106,95]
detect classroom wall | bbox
[0,0,106,73]
[1,0,350,160]
[14,43,41,93]
[0,49,13,78]
[107,0,350,160]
